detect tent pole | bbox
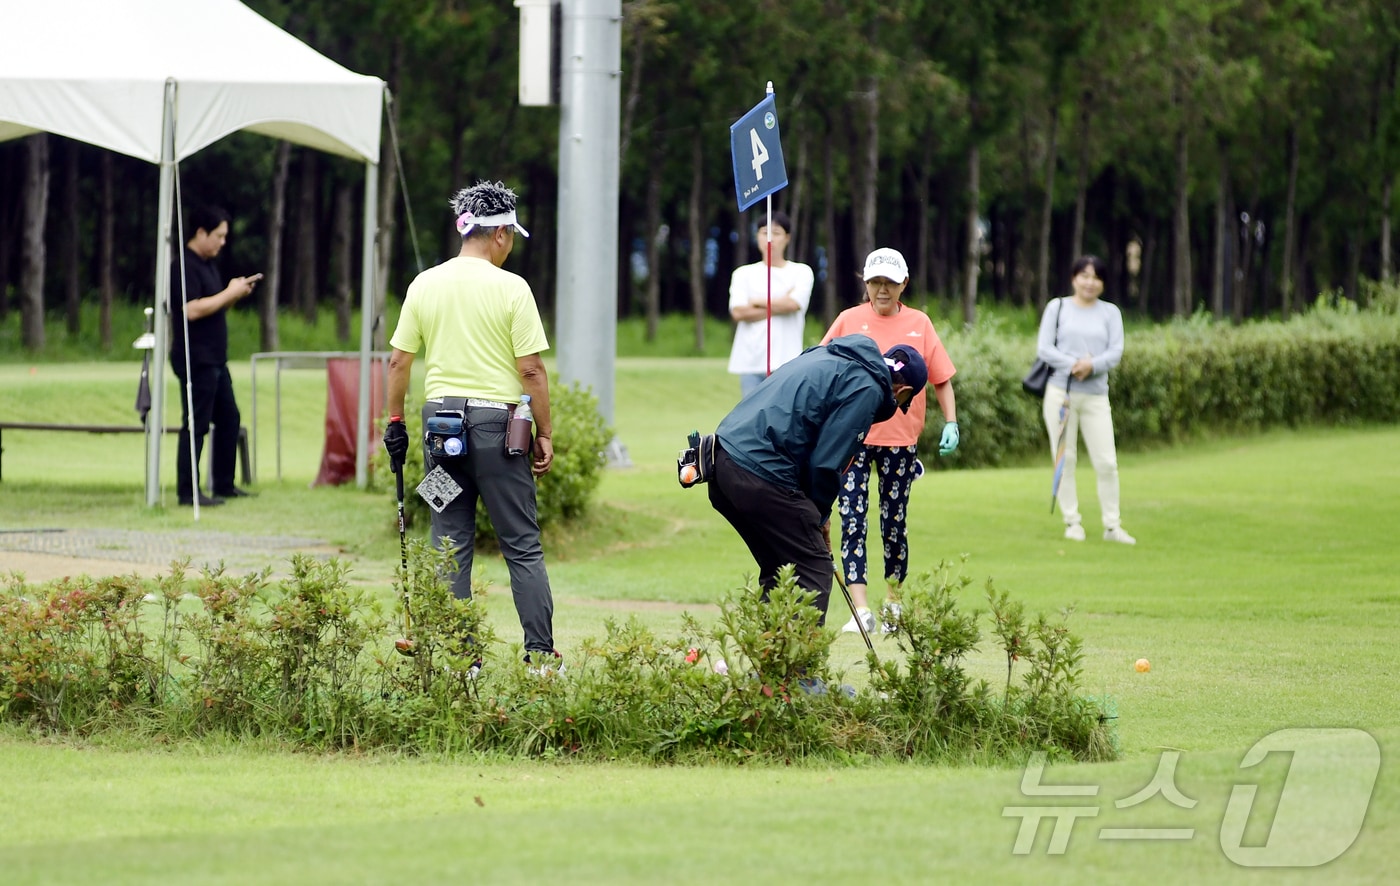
[355,158,380,488]
[146,78,177,507]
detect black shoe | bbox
[214,486,257,498]
[178,493,225,507]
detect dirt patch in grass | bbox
[1,550,168,584]
[0,528,345,584]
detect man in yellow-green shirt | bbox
[384,180,558,667]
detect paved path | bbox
[0,528,339,584]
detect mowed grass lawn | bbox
[1,359,1398,884]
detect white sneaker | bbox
[840,608,877,634]
[1103,527,1137,545]
[1064,524,1086,542]
[881,603,902,634]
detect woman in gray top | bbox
[1036,255,1135,544]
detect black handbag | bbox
[1022,298,1064,397]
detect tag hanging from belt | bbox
[417,465,463,513]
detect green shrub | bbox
[0,556,1114,764]
[925,299,1400,468]
[0,571,158,729]
[373,381,612,542]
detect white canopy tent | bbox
[0,0,386,504]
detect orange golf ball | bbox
[1134,658,1151,673]
[680,464,699,484]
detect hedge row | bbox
[925,298,1400,469]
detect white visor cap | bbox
[457,210,530,238]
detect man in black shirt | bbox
[170,205,260,506]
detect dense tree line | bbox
[2,0,1398,353]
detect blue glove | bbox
[938,421,960,457]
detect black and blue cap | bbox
[883,345,928,412]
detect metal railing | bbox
[249,351,390,482]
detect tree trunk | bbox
[1212,148,1229,318]
[789,129,808,263]
[63,139,81,337]
[821,132,839,327]
[99,151,114,350]
[1346,231,1361,302]
[20,134,50,351]
[0,157,13,321]
[852,75,879,271]
[374,52,403,351]
[644,147,663,342]
[1037,99,1060,309]
[1139,218,1155,315]
[1017,107,1036,307]
[1383,177,1393,284]
[1281,122,1299,316]
[617,193,631,321]
[1235,202,1256,323]
[295,150,319,324]
[1071,92,1092,260]
[936,190,951,301]
[618,18,646,162]
[915,141,932,297]
[333,183,354,343]
[1172,125,1192,316]
[263,140,291,352]
[446,117,465,262]
[734,206,749,268]
[688,136,706,353]
[990,204,1007,300]
[963,143,980,326]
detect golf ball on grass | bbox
[1134,658,1151,673]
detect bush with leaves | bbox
[372,381,611,543]
[263,556,386,744]
[0,571,157,729]
[1,555,1115,764]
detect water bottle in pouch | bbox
[506,395,533,456]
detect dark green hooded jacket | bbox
[716,333,896,520]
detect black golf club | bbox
[833,563,876,656]
[393,458,416,656]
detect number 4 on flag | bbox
[731,92,788,211]
[750,128,770,180]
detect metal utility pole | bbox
[554,0,622,431]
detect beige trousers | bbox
[1042,386,1122,531]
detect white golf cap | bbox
[863,247,908,283]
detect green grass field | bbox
[1,359,1397,883]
